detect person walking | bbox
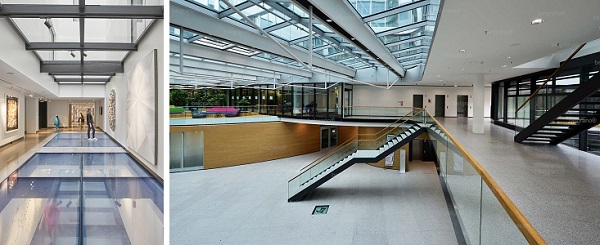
[53,115,60,132]
[79,113,84,130]
[86,109,97,141]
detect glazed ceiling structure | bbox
[0,0,164,85]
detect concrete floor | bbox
[170,152,458,245]
[439,117,600,244]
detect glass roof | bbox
[185,0,375,70]
[4,1,162,85]
[348,0,418,17]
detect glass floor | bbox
[45,133,120,147]
[0,134,163,245]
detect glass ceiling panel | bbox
[85,19,154,43]
[277,2,308,18]
[227,4,288,29]
[270,24,308,41]
[378,25,433,44]
[13,18,79,42]
[187,0,243,12]
[1,0,163,5]
[367,6,429,33]
[347,0,418,17]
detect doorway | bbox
[39,101,47,129]
[70,102,95,129]
[435,95,445,117]
[320,126,338,149]
[413,94,424,109]
[457,95,469,117]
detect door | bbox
[457,95,469,117]
[320,126,338,149]
[39,101,47,129]
[435,95,445,117]
[413,94,424,109]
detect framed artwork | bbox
[108,89,117,131]
[6,96,18,132]
[126,49,158,166]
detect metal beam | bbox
[171,65,259,81]
[391,46,429,55]
[385,35,431,47]
[170,56,281,79]
[307,0,406,77]
[218,1,255,18]
[362,0,430,23]
[41,61,123,74]
[55,78,109,83]
[26,42,137,51]
[0,5,164,19]
[171,39,312,77]
[171,2,354,77]
[376,20,436,37]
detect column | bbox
[473,74,485,134]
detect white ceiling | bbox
[0,60,54,99]
[422,0,600,85]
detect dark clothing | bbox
[86,112,95,138]
[86,113,94,124]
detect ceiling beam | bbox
[362,0,430,23]
[376,20,436,37]
[391,45,429,55]
[305,0,406,77]
[218,1,256,18]
[26,42,137,51]
[41,61,123,74]
[0,5,163,19]
[171,1,354,77]
[55,78,110,83]
[170,56,281,79]
[385,35,431,47]
[171,39,312,78]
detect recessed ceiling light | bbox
[506,56,511,59]
[326,19,332,22]
[531,19,543,25]
[438,79,443,82]
[501,65,508,68]
[351,37,356,41]
[459,49,466,53]
[366,49,370,52]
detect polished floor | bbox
[0,131,164,245]
[170,152,458,245]
[439,118,600,244]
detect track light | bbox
[83,52,87,57]
[44,18,52,29]
[70,51,76,58]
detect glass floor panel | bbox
[45,133,120,147]
[0,153,163,245]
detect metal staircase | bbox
[288,109,428,201]
[514,72,600,144]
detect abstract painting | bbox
[6,96,18,132]
[126,49,158,165]
[108,89,117,132]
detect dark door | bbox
[39,101,47,129]
[457,95,469,117]
[435,95,445,117]
[413,94,424,109]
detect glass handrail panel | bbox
[480,178,529,244]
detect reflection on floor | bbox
[171,152,457,244]
[0,132,163,245]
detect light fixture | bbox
[350,37,356,41]
[70,51,76,58]
[501,65,508,68]
[531,19,543,25]
[83,52,87,57]
[43,18,52,29]
[459,49,466,53]
[326,19,332,22]
[506,56,511,59]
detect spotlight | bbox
[83,52,87,57]
[44,18,52,29]
[70,51,76,58]
[114,200,122,207]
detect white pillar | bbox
[25,97,39,134]
[473,74,485,134]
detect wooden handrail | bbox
[423,110,546,244]
[516,43,586,113]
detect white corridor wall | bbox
[104,20,165,180]
[352,85,492,118]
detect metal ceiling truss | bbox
[362,0,430,23]
[0,1,163,85]
[376,20,436,37]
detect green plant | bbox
[170,89,190,106]
[237,97,251,106]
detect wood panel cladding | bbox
[338,126,358,144]
[171,122,320,169]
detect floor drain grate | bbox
[312,205,329,215]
